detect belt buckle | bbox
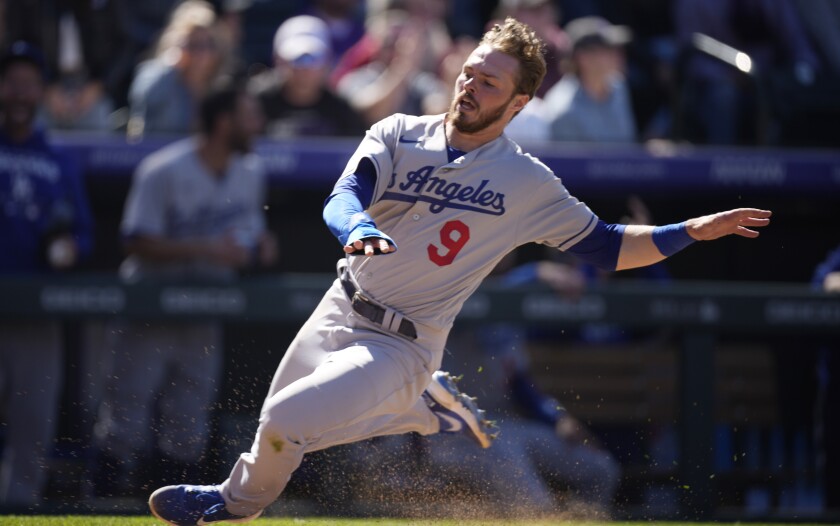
[352,291,387,328]
[351,290,416,340]
[352,290,371,305]
[351,290,377,317]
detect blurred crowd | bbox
[1,0,839,520]
[0,0,838,147]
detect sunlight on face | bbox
[449,45,523,134]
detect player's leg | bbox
[249,281,471,451]
[297,370,499,454]
[521,420,621,511]
[156,322,224,469]
[423,427,560,516]
[261,280,356,400]
[149,281,439,523]
[0,322,62,507]
[220,337,430,516]
[295,393,438,453]
[93,321,170,491]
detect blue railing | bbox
[50,133,840,195]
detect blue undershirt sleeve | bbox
[328,157,376,208]
[323,158,396,251]
[564,219,626,271]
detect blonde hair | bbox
[479,17,546,98]
[155,0,218,58]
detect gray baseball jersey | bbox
[342,113,597,329]
[218,113,598,514]
[97,138,267,476]
[119,137,267,282]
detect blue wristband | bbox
[347,212,375,233]
[652,222,695,257]
[345,212,397,254]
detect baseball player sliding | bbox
[149,18,771,525]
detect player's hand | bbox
[536,261,586,300]
[824,271,840,293]
[206,233,251,268]
[685,208,772,241]
[47,235,78,269]
[392,20,424,75]
[343,237,395,257]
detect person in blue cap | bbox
[0,40,94,509]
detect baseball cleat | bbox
[423,370,499,448]
[149,484,261,525]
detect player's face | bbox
[230,93,264,153]
[179,27,221,80]
[0,61,43,131]
[449,45,528,134]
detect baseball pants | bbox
[94,321,223,464]
[221,279,447,516]
[0,321,62,506]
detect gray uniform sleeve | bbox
[339,115,400,203]
[515,174,598,250]
[121,159,169,238]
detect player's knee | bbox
[257,405,312,448]
[257,419,308,452]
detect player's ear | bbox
[510,94,530,114]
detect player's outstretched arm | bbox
[616,208,772,271]
[684,207,773,241]
[324,158,397,257]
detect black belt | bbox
[340,277,417,340]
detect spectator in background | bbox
[250,15,366,138]
[2,0,124,132]
[302,0,365,63]
[91,81,277,496]
[544,16,636,143]
[347,257,620,517]
[813,244,840,509]
[791,0,840,76]
[673,0,821,145]
[109,0,183,109]
[127,0,225,140]
[493,0,570,98]
[446,0,490,40]
[0,41,94,508]
[214,0,254,80]
[595,0,678,141]
[556,0,603,22]
[816,247,840,294]
[365,0,453,73]
[455,324,621,516]
[335,9,449,126]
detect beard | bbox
[448,92,514,134]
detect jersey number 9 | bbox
[428,220,470,266]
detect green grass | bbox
[0,519,831,526]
